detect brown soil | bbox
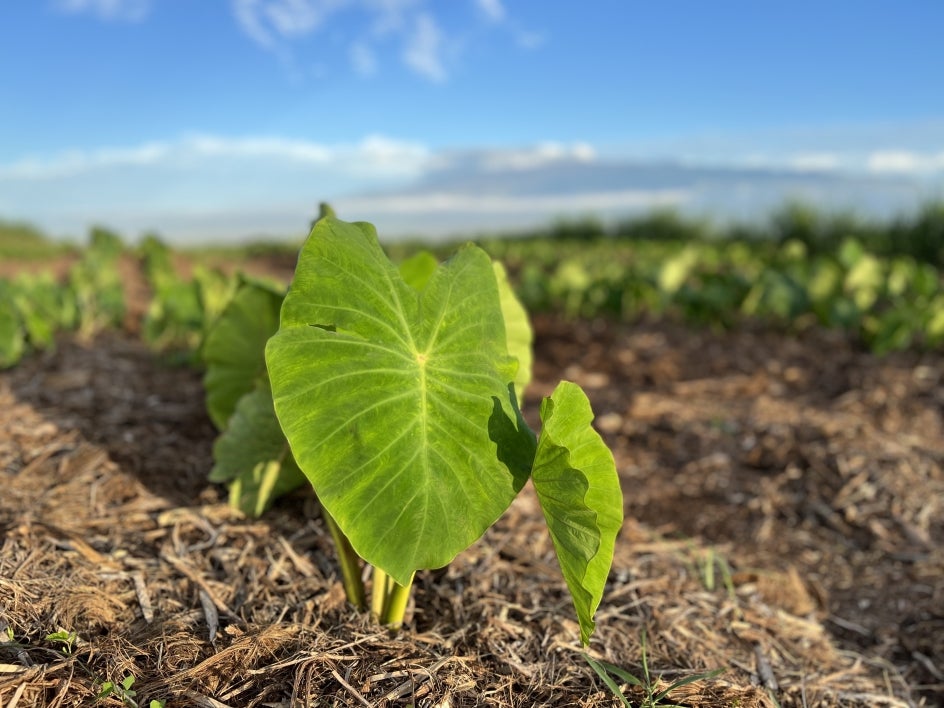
[1,262,942,707]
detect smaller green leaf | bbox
[494,261,533,400]
[582,654,635,707]
[203,280,284,430]
[532,381,623,645]
[209,385,306,516]
[398,251,439,291]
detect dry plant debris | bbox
[1,312,941,706]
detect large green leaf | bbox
[266,218,532,585]
[401,252,532,399]
[209,385,307,517]
[203,280,284,430]
[532,381,623,645]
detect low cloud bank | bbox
[1,135,941,243]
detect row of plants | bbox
[7,203,944,366]
[0,226,245,368]
[0,227,126,368]
[482,232,944,355]
[137,233,239,359]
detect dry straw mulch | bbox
[1,322,939,707]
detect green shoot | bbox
[583,629,725,707]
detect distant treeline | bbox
[473,201,944,267]
[5,200,944,267]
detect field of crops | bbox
[1,207,942,706]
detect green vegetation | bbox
[3,203,944,369]
[202,277,304,516]
[480,207,944,355]
[584,631,725,707]
[0,219,74,259]
[0,629,165,706]
[138,233,240,358]
[68,226,127,339]
[197,215,621,640]
[264,217,621,639]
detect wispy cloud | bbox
[0,134,430,180]
[402,12,446,82]
[362,0,420,35]
[0,142,171,179]
[867,150,944,175]
[475,0,505,23]
[54,0,150,22]
[476,142,596,171]
[232,0,347,49]
[349,40,377,76]
[228,0,537,82]
[339,189,688,214]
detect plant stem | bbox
[371,567,393,622]
[321,507,365,610]
[371,568,414,629]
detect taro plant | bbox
[265,217,623,643]
[68,227,126,338]
[202,276,306,516]
[204,252,531,521]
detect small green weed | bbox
[96,674,165,707]
[584,629,724,707]
[45,629,78,656]
[40,629,165,707]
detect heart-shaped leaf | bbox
[267,218,532,585]
[532,381,623,644]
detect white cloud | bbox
[339,189,689,214]
[0,142,171,179]
[186,134,333,162]
[55,0,150,22]
[349,41,377,76]
[475,0,505,23]
[228,0,542,82]
[232,0,452,82]
[233,0,348,49]
[233,0,277,49]
[0,134,430,181]
[480,142,596,171]
[402,12,446,82]
[867,150,944,174]
[363,0,421,35]
[354,134,428,168]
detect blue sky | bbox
[3,0,944,242]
